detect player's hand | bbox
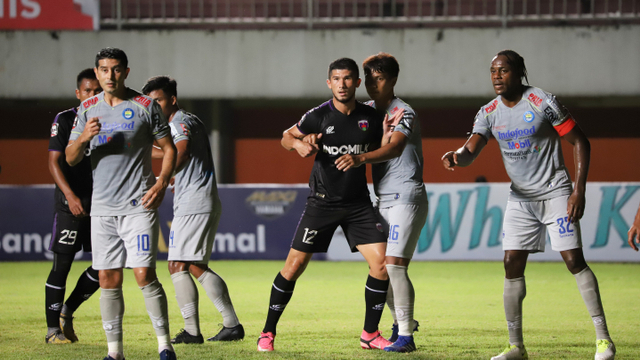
[66,193,87,217]
[81,117,101,142]
[627,210,640,251]
[294,135,321,158]
[382,109,404,144]
[442,151,459,171]
[335,154,364,171]
[303,133,323,146]
[566,190,586,224]
[141,179,168,210]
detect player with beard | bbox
[256,58,394,352]
[442,50,615,360]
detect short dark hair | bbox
[328,58,359,79]
[142,76,178,98]
[95,47,128,69]
[362,52,400,79]
[76,68,97,89]
[496,49,528,84]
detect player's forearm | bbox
[65,140,88,166]
[48,156,76,199]
[174,150,190,173]
[573,136,591,193]
[360,141,404,164]
[281,131,303,151]
[151,145,164,159]
[453,146,478,167]
[158,146,177,184]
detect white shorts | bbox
[91,211,160,270]
[502,195,582,253]
[379,203,428,259]
[168,212,220,264]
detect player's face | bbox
[75,78,102,102]
[95,58,129,95]
[365,71,396,102]
[490,55,519,97]
[326,69,361,104]
[147,89,175,119]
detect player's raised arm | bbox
[442,133,487,171]
[628,203,640,251]
[562,125,591,223]
[281,125,321,158]
[141,134,176,210]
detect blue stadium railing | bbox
[100,0,640,30]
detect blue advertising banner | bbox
[0,184,315,262]
[1,183,639,262]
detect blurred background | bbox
[0,0,639,262]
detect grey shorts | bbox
[379,202,428,259]
[168,212,220,264]
[91,211,160,270]
[502,195,582,253]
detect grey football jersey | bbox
[472,86,576,201]
[367,98,427,207]
[169,109,221,216]
[70,89,170,216]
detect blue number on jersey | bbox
[137,234,150,252]
[556,217,574,234]
[390,225,399,241]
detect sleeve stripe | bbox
[554,118,576,137]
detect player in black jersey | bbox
[257,58,393,352]
[45,68,102,344]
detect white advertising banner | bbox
[327,182,640,262]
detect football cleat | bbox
[360,330,392,350]
[491,344,528,360]
[595,339,616,360]
[171,328,204,344]
[59,313,78,343]
[389,319,420,343]
[257,331,275,352]
[207,324,245,341]
[103,357,125,360]
[45,330,72,344]
[384,335,417,353]
[159,349,177,360]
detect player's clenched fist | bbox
[295,133,323,158]
[441,151,459,171]
[82,117,101,141]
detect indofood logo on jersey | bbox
[245,190,298,219]
[497,126,536,141]
[323,144,370,155]
[100,121,135,134]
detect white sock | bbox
[386,264,415,336]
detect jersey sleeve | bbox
[150,101,171,140]
[68,110,87,143]
[393,108,415,138]
[296,109,322,135]
[472,108,493,140]
[542,94,576,136]
[169,116,190,144]
[49,112,71,151]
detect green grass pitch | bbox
[1,260,639,359]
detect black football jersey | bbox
[296,100,383,207]
[48,107,93,214]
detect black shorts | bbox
[49,211,91,254]
[291,202,387,253]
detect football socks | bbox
[171,271,200,336]
[503,277,526,346]
[139,280,173,352]
[100,288,124,356]
[364,275,389,333]
[63,266,100,315]
[574,267,611,341]
[197,269,240,328]
[263,272,296,335]
[386,264,415,336]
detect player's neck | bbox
[168,107,180,122]
[103,87,128,107]
[332,97,357,115]
[500,86,524,108]
[374,93,395,111]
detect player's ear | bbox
[391,77,398,87]
[75,89,81,100]
[171,96,177,106]
[326,79,331,89]
[125,68,131,79]
[356,78,361,88]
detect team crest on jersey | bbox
[376,223,384,232]
[122,108,135,120]
[523,111,535,123]
[358,120,369,131]
[50,123,59,137]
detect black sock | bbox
[363,275,389,333]
[263,272,296,335]
[64,266,100,314]
[45,253,73,329]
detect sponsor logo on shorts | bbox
[523,111,535,123]
[122,108,134,120]
[497,126,536,141]
[358,120,369,131]
[50,123,59,137]
[245,190,297,219]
